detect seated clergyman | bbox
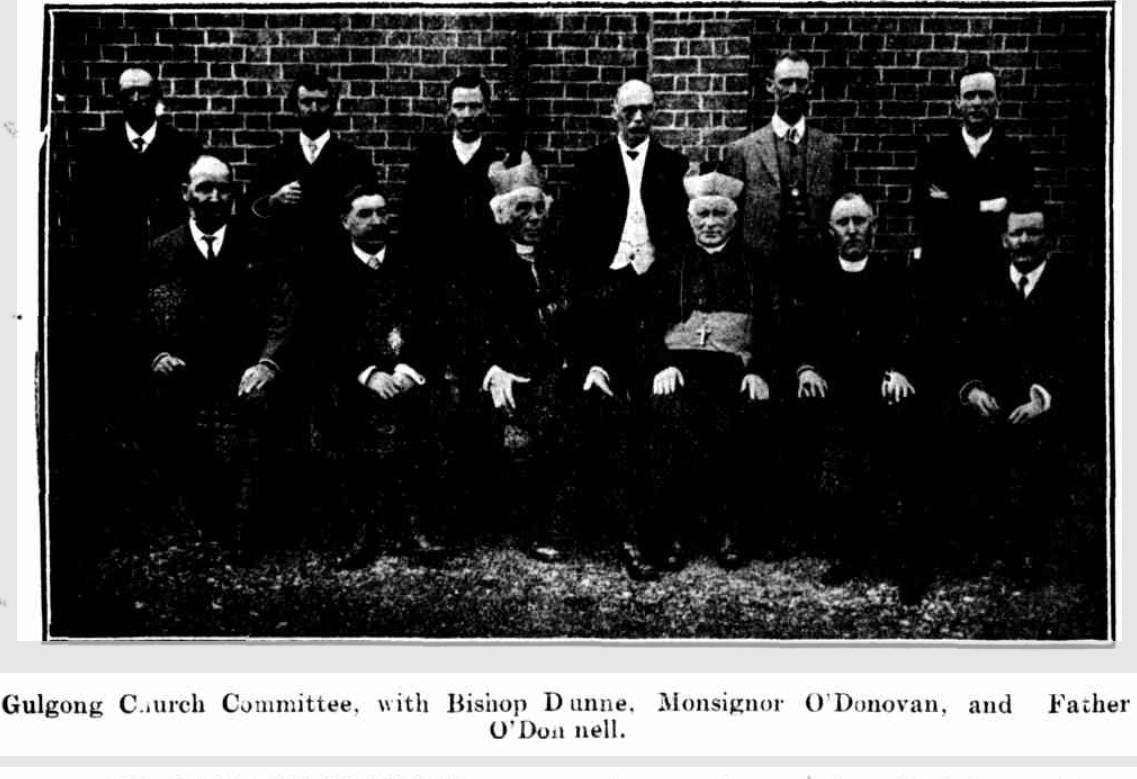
[642,169,778,572]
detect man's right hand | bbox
[366,371,401,400]
[152,354,186,375]
[966,386,1001,418]
[797,368,828,399]
[583,367,614,397]
[269,180,303,208]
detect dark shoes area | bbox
[618,542,660,582]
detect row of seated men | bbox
[56,53,1092,600]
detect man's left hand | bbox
[487,368,531,410]
[881,371,916,405]
[237,363,276,398]
[740,374,770,401]
[1008,395,1046,424]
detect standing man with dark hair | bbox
[722,50,844,290]
[249,70,376,251]
[562,78,690,581]
[914,63,1035,280]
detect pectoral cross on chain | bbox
[696,321,712,347]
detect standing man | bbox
[562,78,690,581]
[914,63,1035,279]
[142,155,298,554]
[787,193,928,598]
[722,50,844,288]
[955,200,1087,583]
[249,71,376,252]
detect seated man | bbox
[304,184,440,567]
[787,193,927,595]
[645,170,777,571]
[956,199,1088,582]
[142,154,298,553]
[478,156,576,562]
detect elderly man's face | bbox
[504,190,549,246]
[296,85,334,137]
[449,86,487,142]
[183,159,234,233]
[956,72,998,137]
[828,196,875,261]
[1003,211,1048,272]
[688,197,737,249]
[342,194,390,252]
[767,58,811,124]
[118,69,158,133]
[614,81,655,147]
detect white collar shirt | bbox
[189,220,227,259]
[610,136,654,274]
[962,127,993,158]
[351,242,387,269]
[772,113,806,143]
[838,256,868,273]
[1010,260,1047,299]
[452,134,483,165]
[126,122,158,153]
[300,130,332,164]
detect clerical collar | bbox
[700,240,729,255]
[351,242,386,267]
[126,121,157,150]
[772,113,806,141]
[961,126,993,158]
[452,134,483,165]
[300,130,331,159]
[512,241,536,259]
[617,135,650,158]
[838,255,868,273]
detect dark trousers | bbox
[646,354,774,555]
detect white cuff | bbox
[587,366,610,383]
[151,352,172,370]
[1030,383,1052,411]
[959,379,983,404]
[797,364,817,377]
[394,363,426,386]
[258,357,280,374]
[482,365,506,392]
[357,365,377,387]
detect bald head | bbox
[613,79,655,146]
[183,155,234,232]
[117,67,159,133]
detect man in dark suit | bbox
[787,193,928,598]
[305,184,440,567]
[722,50,844,286]
[956,200,1087,582]
[645,170,778,571]
[248,71,375,252]
[477,156,576,562]
[562,78,690,580]
[142,155,298,553]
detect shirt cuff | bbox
[587,366,610,383]
[258,357,280,374]
[357,365,377,387]
[250,195,273,219]
[151,352,172,370]
[1030,383,1052,411]
[959,379,984,404]
[394,363,426,386]
[796,364,817,377]
[482,365,505,392]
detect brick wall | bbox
[48,6,1108,266]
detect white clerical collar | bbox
[351,242,386,267]
[1010,260,1047,296]
[700,240,729,255]
[126,121,158,151]
[189,220,227,257]
[512,241,536,260]
[838,255,868,273]
[962,126,993,158]
[772,113,806,141]
[300,130,332,162]
[617,135,650,160]
[452,133,483,165]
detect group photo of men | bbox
[41,5,1111,639]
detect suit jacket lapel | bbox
[805,126,823,192]
[755,124,780,190]
[608,141,630,203]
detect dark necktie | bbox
[202,234,217,262]
[626,149,639,160]
[132,137,146,154]
[1018,274,1029,300]
[786,127,800,145]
